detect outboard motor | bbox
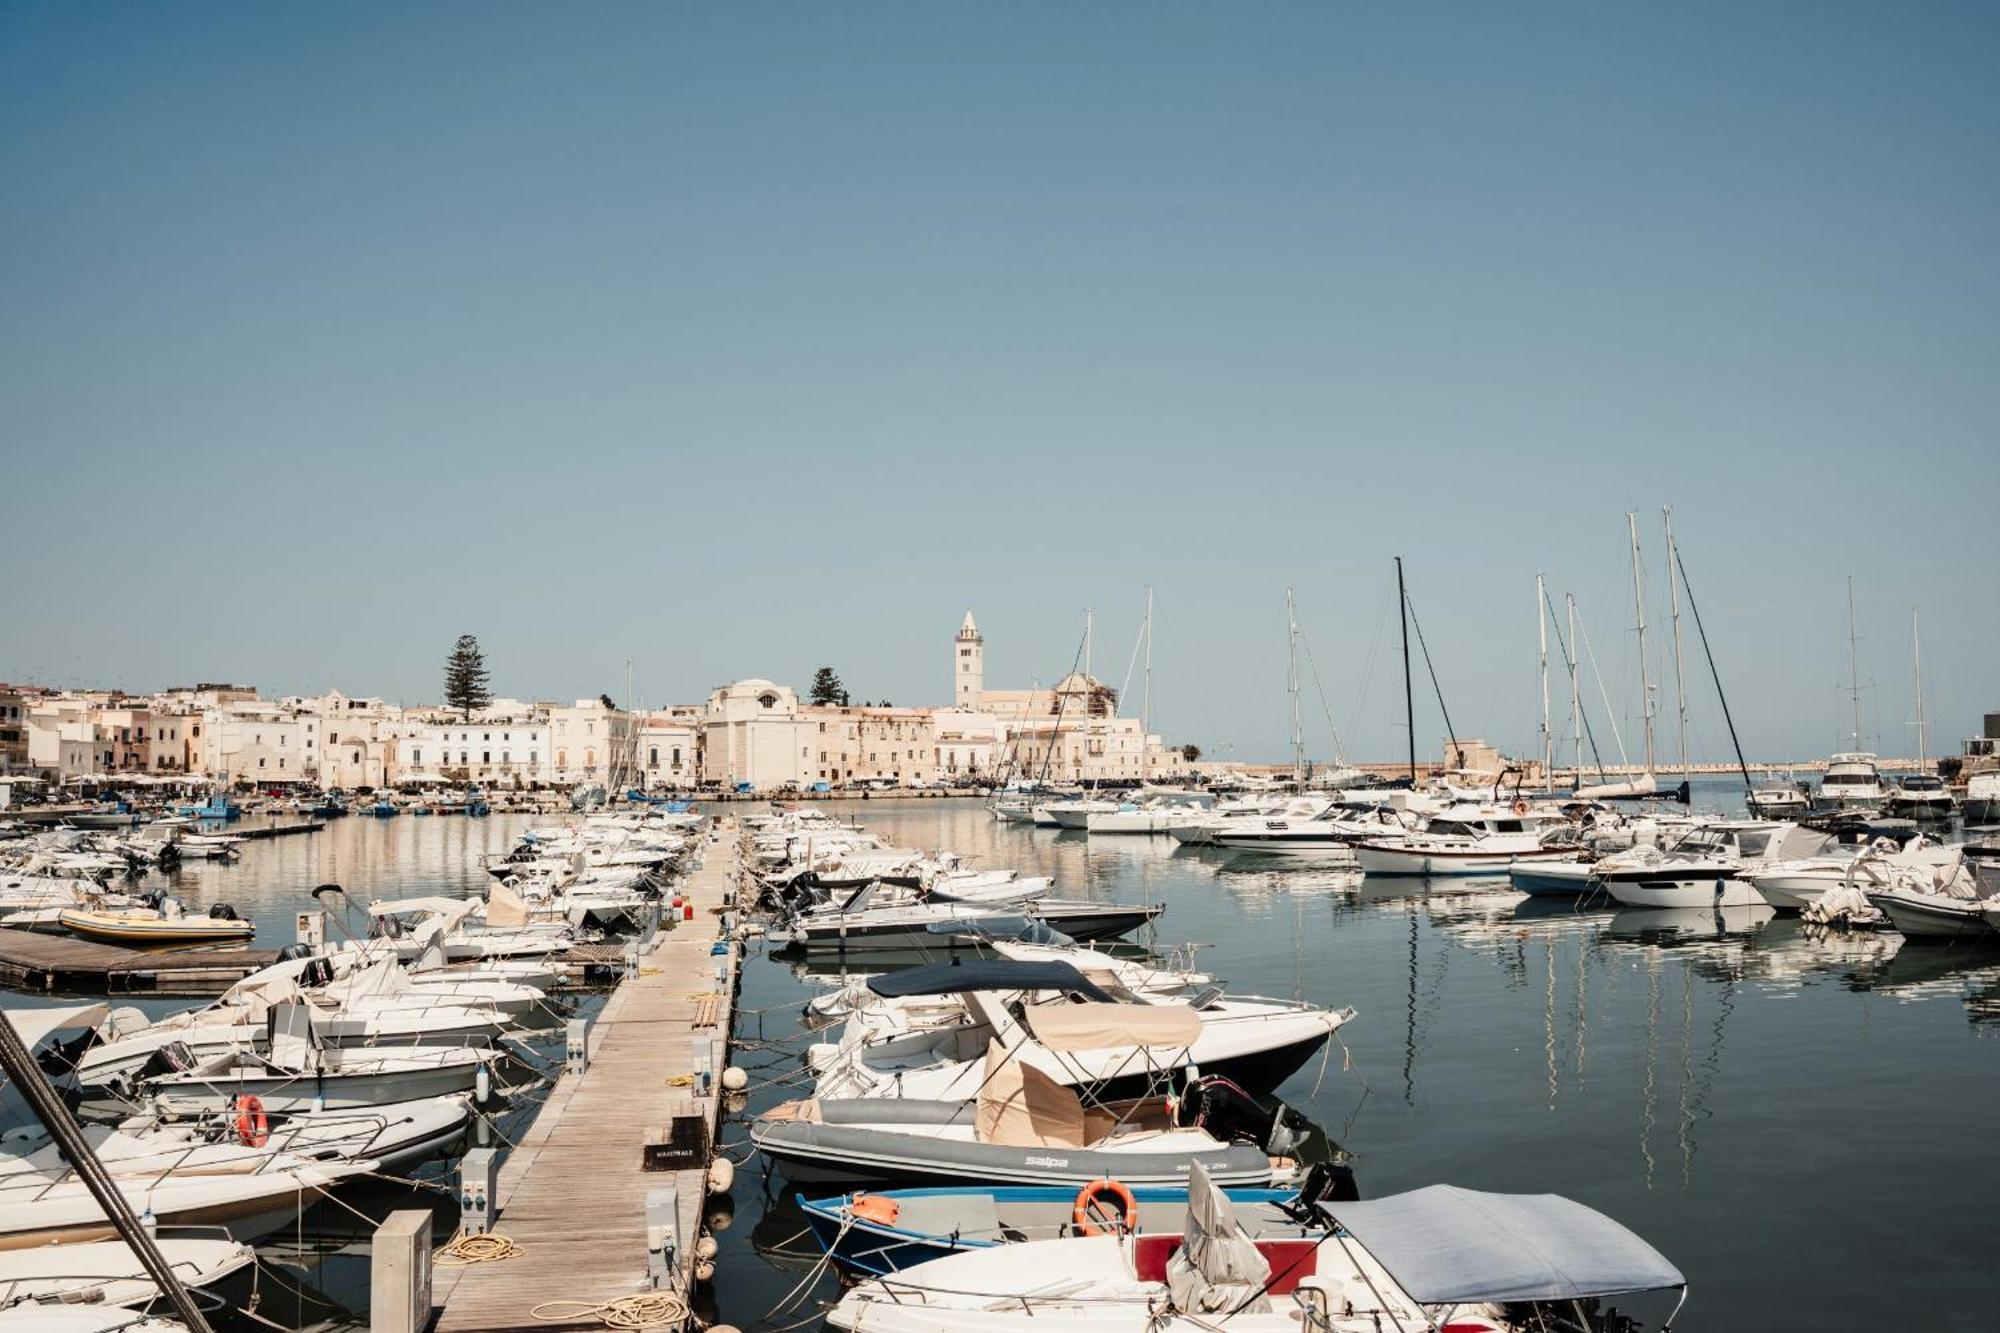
[370,914,406,941]
[136,1040,198,1081]
[209,902,238,922]
[276,943,314,963]
[300,956,336,989]
[141,889,168,913]
[1176,1074,1287,1151]
[1291,1160,1361,1208]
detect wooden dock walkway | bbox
[433,819,742,1332]
[0,931,280,995]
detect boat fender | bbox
[694,1235,720,1261]
[706,1157,735,1193]
[475,1063,491,1104]
[720,1065,748,1092]
[1512,800,1530,816]
[694,1260,716,1283]
[850,1194,901,1225]
[1072,1178,1139,1236]
[233,1093,269,1148]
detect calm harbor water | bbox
[718,789,2000,1333]
[14,794,1999,1329]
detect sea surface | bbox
[8,790,1999,1329]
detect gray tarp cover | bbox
[1323,1186,1684,1304]
[867,960,1110,1000]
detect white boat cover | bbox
[1322,1186,1684,1304]
[2,1003,110,1051]
[975,1041,1086,1148]
[1023,1002,1201,1052]
[1167,1161,1272,1313]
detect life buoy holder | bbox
[1073,1178,1139,1236]
[1511,799,1530,816]
[233,1093,268,1148]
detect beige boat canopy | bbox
[1023,1001,1201,1052]
[484,881,531,928]
[975,1040,1087,1148]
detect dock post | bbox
[566,1017,591,1075]
[370,1210,433,1333]
[293,911,325,951]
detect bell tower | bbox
[955,611,984,709]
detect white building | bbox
[200,704,319,785]
[702,680,812,791]
[396,717,550,788]
[639,708,701,789]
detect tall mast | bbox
[1396,558,1416,784]
[1537,573,1552,793]
[1286,588,1305,788]
[1084,608,1093,682]
[1566,592,1582,784]
[1912,606,1927,770]
[1846,576,1862,750]
[1663,507,1692,782]
[1141,586,1153,740]
[1627,511,1656,777]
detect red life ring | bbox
[1511,799,1530,816]
[1072,1178,1140,1236]
[233,1093,269,1148]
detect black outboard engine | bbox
[370,914,406,941]
[1291,1160,1361,1208]
[1176,1074,1293,1153]
[300,957,336,989]
[136,1040,198,1081]
[209,903,238,922]
[141,889,168,913]
[276,943,314,963]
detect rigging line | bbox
[1671,540,1755,793]
[1117,608,1146,716]
[1034,625,1091,785]
[1345,571,1395,763]
[1152,592,1226,757]
[1399,588,1463,769]
[1541,584,1608,779]
[1294,616,1348,768]
[1575,608,1632,773]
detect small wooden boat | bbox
[56,907,255,945]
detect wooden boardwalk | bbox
[433,820,741,1332]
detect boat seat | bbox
[1134,1236,1319,1294]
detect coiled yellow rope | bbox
[436,1230,523,1265]
[531,1292,691,1329]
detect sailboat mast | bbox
[1846,576,1862,750]
[1663,507,1692,782]
[1537,573,1552,793]
[1627,511,1656,777]
[1912,606,1927,770]
[1141,586,1153,740]
[1396,558,1416,785]
[1286,588,1305,788]
[1566,593,1582,784]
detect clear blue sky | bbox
[3,2,1995,764]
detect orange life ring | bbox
[233,1093,268,1148]
[1072,1178,1139,1236]
[1511,799,1530,816]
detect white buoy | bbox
[475,1063,491,1105]
[695,1260,716,1283]
[720,1065,748,1092]
[706,1156,735,1193]
[695,1235,719,1261]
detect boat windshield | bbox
[1732,830,1776,858]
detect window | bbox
[412,749,422,764]
[649,748,659,766]
[530,751,538,766]
[278,758,286,769]
[484,733,491,741]
[482,751,491,764]
[671,747,681,765]
[258,758,266,769]
[329,732,339,744]
[503,751,511,764]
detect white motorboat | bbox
[0,1237,253,1315]
[1597,822,1834,909]
[1884,773,1956,821]
[1818,753,1885,809]
[1352,810,1574,878]
[1043,800,1123,831]
[1745,778,1812,819]
[1749,837,1960,912]
[1964,772,2000,825]
[808,961,1350,1104]
[824,1167,1686,1333]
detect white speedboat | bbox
[1749,837,1960,912]
[1884,773,1955,821]
[1597,821,1833,909]
[1353,811,1574,878]
[1043,800,1124,831]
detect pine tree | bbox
[444,634,492,720]
[809,666,845,707]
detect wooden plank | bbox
[434,818,739,1332]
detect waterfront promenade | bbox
[433,819,741,1331]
